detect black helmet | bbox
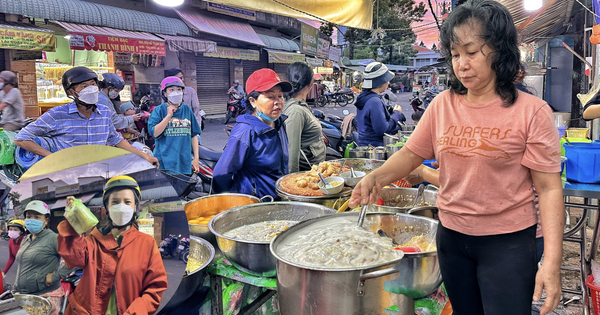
[102,73,125,90]
[62,67,98,92]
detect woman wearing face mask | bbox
[213,69,292,198]
[57,175,168,315]
[2,219,27,278]
[98,73,142,130]
[0,71,25,131]
[14,201,73,315]
[148,77,201,176]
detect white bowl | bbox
[318,176,345,195]
[340,171,366,187]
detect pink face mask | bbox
[8,230,21,239]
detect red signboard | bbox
[69,33,166,56]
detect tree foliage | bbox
[342,0,428,64]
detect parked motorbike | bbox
[1,230,9,241]
[197,145,222,194]
[179,237,190,263]
[59,268,83,315]
[319,88,350,107]
[312,109,357,160]
[159,234,181,258]
[224,92,246,124]
[410,96,425,112]
[422,89,439,109]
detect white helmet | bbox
[24,200,51,215]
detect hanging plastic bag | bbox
[64,196,98,236]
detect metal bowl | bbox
[13,294,52,315]
[373,187,438,218]
[185,194,264,255]
[209,202,336,277]
[184,236,215,277]
[368,147,387,160]
[383,133,400,146]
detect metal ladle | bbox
[357,190,373,228]
[411,184,425,208]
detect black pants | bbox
[437,223,537,315]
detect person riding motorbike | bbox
[57,175,168,314]
[14,67,159,167]
[98,73,141,130]
[228,80,245,98]
[0,71,25,131]
[2,219,26,277]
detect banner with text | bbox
[301,23,318,56]
[0,27,55,51]
[207,2,256,21]
[69,33,166,56]
[203,46,260,61]
[267,50,305,64]
[317,37,330,59]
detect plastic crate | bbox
[566,128,589,138]
[564,142,600,183]
[587,274,600,315]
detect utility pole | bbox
[571,11,587,127]
[389,45,393,64]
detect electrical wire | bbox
[575,0,600,20]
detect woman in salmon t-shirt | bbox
[349,1,564,314]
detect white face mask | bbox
[0,83,5,90]
[108,203,135,226]
[78,85,99,105]
[167,90,183,105]
[108,89,120,99]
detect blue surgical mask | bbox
[256,110,278,122]
[25,219,44,235]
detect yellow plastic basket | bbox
[566,128,589,138]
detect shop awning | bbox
[56,21,166,56]
[0,22,55,51]
[258,34,299,52]
[196,0,373,29]
[175,9,265,47]
[157,34,217,54]
[266,49,305,64]
[50,193,96,210]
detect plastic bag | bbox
[64,196,98,236]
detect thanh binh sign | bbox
[69,33,166,56]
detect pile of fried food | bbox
[280,161,350,196]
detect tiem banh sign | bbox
[301,23,318,56]
[204,46,260,61]
[69,33,166,56]
[0,27,55,51]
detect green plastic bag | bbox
[0,130,16,165]
[344,142,355,158]
[64,196,98,236]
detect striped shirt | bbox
[15,102,123,150]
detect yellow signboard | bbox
[204,46,259,61]
[0,27,55,51]
[267,50,305,64]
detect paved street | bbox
[0,237,183,312]
[200,91,416,151]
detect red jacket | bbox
[57,221,167,315]
[3,235,24,274]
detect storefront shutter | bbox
[196,55,230,115]
[242,53,268,89]
[273,63,289,81]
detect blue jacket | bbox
[213,114,289,199]
[355,91,402,146]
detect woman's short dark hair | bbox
[440,0,520,106]
[245,91,260,113]
[166,68,184,77]
[287,62,313,96]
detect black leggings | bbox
[437,223,537,315]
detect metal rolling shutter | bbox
[242,54,268,89]
[196,56,230,115]
[273,63,288,81]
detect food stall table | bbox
[562,179,600,315]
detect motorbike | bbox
[421,89,439,109]
[59,268,83,315]
[1,230,9,241]
[319,87,350,107]
[159,234,181,258]
[410,95,425,112]
[312,109,357,160]
[179,237,190,263]
[224,91,246,124]
[197,144,223,194]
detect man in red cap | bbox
[213,69,293,199]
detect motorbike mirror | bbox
[342,110,350,116]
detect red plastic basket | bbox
[587,274,600,315]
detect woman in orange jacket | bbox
[57,175,168,315]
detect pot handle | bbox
[357,268,400,296]
[260,195,274,203]
[406,206,438,214]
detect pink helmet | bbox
[160,76,185,92]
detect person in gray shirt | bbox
[0,71,25,131]
[98,73,141,130]
[282,62,326,172]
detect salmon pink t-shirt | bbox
[405,90,561,236]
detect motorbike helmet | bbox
[7,219,26,233]
[160,77,185,102]
[101,73,125,90]
[103,175,142,228]
[24,200,51,216]
[62,67,98,92]
[0,71,17,86]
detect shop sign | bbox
[328,47,341,62]
[69,33,166,56]
[207,2,256,21]
[144,201,184,213]
[203,46,259,61]
[317,38,330,59]
[317,67,334,74]
[114,52,131,65]
[12,50,42,61]
[267,51,305,64]
[0,27,55,51]
[55,184,80,197]
[306,57,323,67]
[323,60,333,68]
[301,23,318,55]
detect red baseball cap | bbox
[245,68,293,94]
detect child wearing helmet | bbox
[14,201,73,315]
[57,175,167,315]
[2,219,26,277]
[148,77,201,176]
[98,73,141,130]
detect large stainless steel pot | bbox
[383,133,400,146]
[271,212,441,315]
[348,146,369,158]
[185,194,269,255]
[13,294,52,315]
[374,187,438,219]
[184,236,215,277]
[368,147,387,160]
[209,202,335,277]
